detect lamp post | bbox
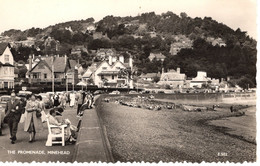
[52,56,54,93]
[65,74,68,93]
[72,71,74,91]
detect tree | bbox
[153,76,160,83]
[118,35,135,49]
[237,76,254,89]
[102,78,108,87]
[180,12,187,18]
[18,66,28,78]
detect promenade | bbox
[0,96,112,163]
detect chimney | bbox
[29,55,32,71]
[177,67,180,73]
[65,54,67,64]
[162,68,164,74]
[227,76,230,81]
[32,54,35,60]
[129,56,133,70]
[119,55,124,63]
[29,55,32,84]
[109,55,112,65]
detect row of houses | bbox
[0,42,228,91]
[0,42,134,89]
[141,68,220,89]
[26,53,134,88]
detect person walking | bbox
[60,92,67,109]
[24,94,43,143]
[53,92,60,107]
[76,91,83,115]
[4,92,23,144]
[70,91,76,107]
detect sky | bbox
[0,0,258,39]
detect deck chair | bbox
[45,118,67,146]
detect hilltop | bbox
[0,11,257,88]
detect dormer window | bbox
[4,55,9,63]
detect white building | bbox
[190,71,219,88]
[157,68,186,88]
[82,54,133,88]
[0,43,15,89]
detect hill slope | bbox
[1,11,257,88]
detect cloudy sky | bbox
[0,0,258,39]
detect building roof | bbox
[0,61,14,67]
[149,53,166,59]
[36,56,67,73]
[82,62,100,78]
[140,73,160,78]
[97,48,116,54]
[0,42,10,55]
[69,59,77,69]
[160,70,186,81]
[97,71,119,76]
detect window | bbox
[4,67,7,74]
[4,55,9,63]
[4,82,8,88]
[33,73,38,78]
[102,67,107,70]
[101,75,104,79]
[116,67,120,70]
[44,74,47,79]
[112,75,114,80]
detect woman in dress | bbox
[69,91,76,107]
[36,95,47,123]
[47,109,77,143]
[24,94,43,142]
[59,93,66,109]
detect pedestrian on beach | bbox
[24,94,43,143]
[3,92,23,144]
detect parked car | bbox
[0,95,11,104]
[140,90,150,94]
[17,90,32,99]
[109,91,120,95]
[129,90,138,94]
[94,90,104,95]
[0,102,6,125]
[157,91,165,94]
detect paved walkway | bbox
[0,105,79,162]
[73,96,113,162]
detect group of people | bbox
[44,91,94,111]
[0,90,95,145]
